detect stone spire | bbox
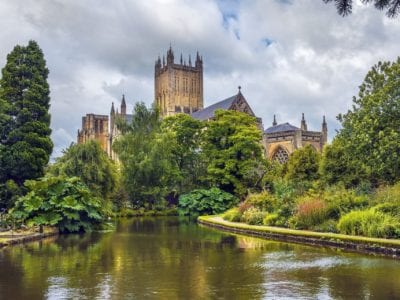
[110,102,115,115]
[322,115,328,144]
[195,51,202,68]
[121,94,126,116]
[273,114,277,126]
[167,45,174,65]
[189,54,192,66]
[301,113,307,131]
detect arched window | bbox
[272,146,289,164]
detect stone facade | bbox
[264,114,328,164]
[154,47,203,117]
[77,114,109,152]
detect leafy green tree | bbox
[161,114,205,194]
[113,102,178,208]
[178,187,238,216]
[335,58,400,185]
[202,110,266,197]
[285,145,320,183]
[0,41,53,186]
[11,176,104,233]
[48,140,117,200]
[319,140,367,187]
[323,0,400,17]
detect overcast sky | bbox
[0,0,399,157]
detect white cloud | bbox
[0,0,398,156]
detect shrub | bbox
[311,219,338,233]
[244,191,276,212]
[322,186,369,220]
[263,213,279,226]
[241,207,267,225]
[373,202,400,218]
[223,207,242,222]
[178,187,238,216]
[238,201,253,214]
[372,182,400,205]
[337,209,400,238]
[11,176,104,233]
[293,197,328,229]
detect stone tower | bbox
[154,46,203,117]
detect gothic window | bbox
[272,147,289,164]
[184,106,190,114]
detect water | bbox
[0,217,399,299]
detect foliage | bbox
[0,179,23,210]
[160,114,206,194]
[241,207,267,225]
[202,109,266,198]
[49,141,117,200]
[334,58,400,185]
[244,191,277,212]
[337,209,400,238]
[291,197,328,229]
[0,41,53,186]
[285,145,320,183]
[11,176,104,233]
[319,141,367,188]
[113,102,179,208]
[263,213,279,226]
[222,207,242,222]
[322,185,369,220]
[178,187,238,216]
[323,0,400,17]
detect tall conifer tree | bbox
[0,40,53,185]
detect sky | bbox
[0,0,399,157]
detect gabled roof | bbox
[264,122,300,134]
[191,91,255,121]
[191,95,237,120]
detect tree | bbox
[0,41,53,186]
[113,102,178,208]
[202,110,266,198]
[160,114,205,194]
[334,58,400,185]
[48,140,117,200]
[319,140,367,187]
[323,0,400,17]
[285,145,320,183]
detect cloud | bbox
[0,0,398,157]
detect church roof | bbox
[191,95,237,120]
[264,122,300,134]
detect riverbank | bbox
[0,227,58,249]
[198,215,400,257]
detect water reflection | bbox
[0,217,399,299]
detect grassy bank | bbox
[198,215,400,257]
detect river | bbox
[0,217,399,299]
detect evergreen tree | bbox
[0,40,53,186]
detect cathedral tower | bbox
[154,46,203,117]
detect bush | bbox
[372,182,400,205]
[337,209,400,238]
[263,213,279,226]
[178,187,238,216]
[322,186,369,220]
[311,219,338,233]
[241,207,267,225]
[11,176,105,233]
[244,191,276,212]
[222,207,242,222]
[291,197,328,229]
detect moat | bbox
[0,217,400,299]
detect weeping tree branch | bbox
[323,0,400,17]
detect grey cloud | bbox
[0,0,398,157]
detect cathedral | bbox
[155,46,203,117]
[77,46,327,163]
